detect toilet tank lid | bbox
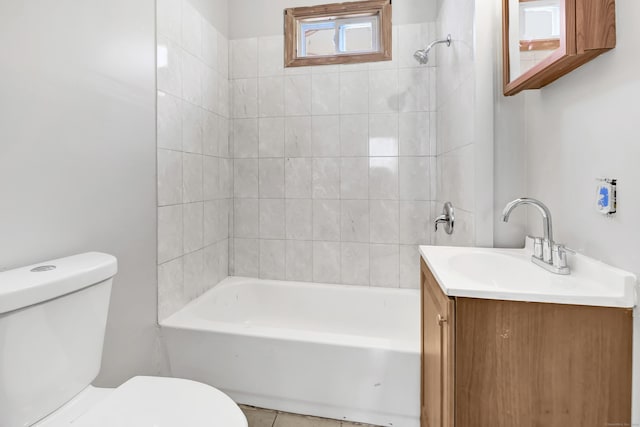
[0,252,117,314]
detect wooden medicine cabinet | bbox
[503,0,616,96]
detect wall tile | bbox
[340,157,369,200]
[218,117,230,157]
[369,157,399,200]
[234,238,260,277]
[285,75,312,116]
[234,159,259,197]
[234,198,259,238]
[220,158,233,197]
[285,157,312,198]
[341,242,370,285]
[158,205,183,264]
[438,144,474,211]
[258,35,284,77]
[399,244,420,289]
[183,202,204,254]
[158,257,184,321]
[369,114,399,156]
[399,156,430,201]
[341,200,370,243]
[285,117,312,157]
[182,101,203,153]
[218,33,229,79]
[258,76,285,117]
[285,240,313,282]
[183,249,204,299]
[311,116,340,157]
[370,200,400,243]
[285,199,312,240]
[230,38,258,79]
[202,21,218,70]
[259,199,285,239]
[398,23,431,69]
[260,239,285,279]
[259,117,285,158]
[369,69,399,113]
[158,149,183,206]
[183,153,203,202]
[204,243,221,288]
[399,112,430,156]
[202,66,219,113]
[312,157,340,199]
[340,71,369,114]
[313,241,341,283]
[232,78,258,118]
[181,51,202,106]
[312,73,340,115]
[202,111,219,156]
[158,92,182,151]
[370,244,399,287]
[259,158,285,198]
[204,200,223,245]
[313,199,341,241]
[157,37,182,97]
[399,68,430,112]
[399,201,431,244]
[218,78,230,116]
[340,114,369,157]
[233,118,258,158]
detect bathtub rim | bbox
[160,276,420,354]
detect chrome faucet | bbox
[502,198,572,275]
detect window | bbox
[285,0,392,67]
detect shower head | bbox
[413,34,452,64]
[413,49,430,65]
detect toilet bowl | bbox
[35,376,247,427]
[0,253,247,427]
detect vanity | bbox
[419,240,636,427]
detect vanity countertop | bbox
[419,239,637,308]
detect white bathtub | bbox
[160,277,421,427]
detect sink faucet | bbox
[502,198,571,275]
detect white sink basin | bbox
[419,239,637,308]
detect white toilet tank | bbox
[0,253,117,427]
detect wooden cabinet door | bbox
[421,259,454,427]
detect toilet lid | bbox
[71,376,247,427]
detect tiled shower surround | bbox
[156,0,232,319]
[156,2,439,319]
[229,24,437,289]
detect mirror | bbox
[508,0,562,81]
[285,0,392,67]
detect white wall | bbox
[0,0,159,386]
[504,1,640,421]
[229,0,437,39]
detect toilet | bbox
[0,252,248,427]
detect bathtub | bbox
[160,276,421,427]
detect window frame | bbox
[284,0,392,68]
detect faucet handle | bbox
[552,243,573,270]
[526,235,546,260]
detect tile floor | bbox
[240,405,380,427]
